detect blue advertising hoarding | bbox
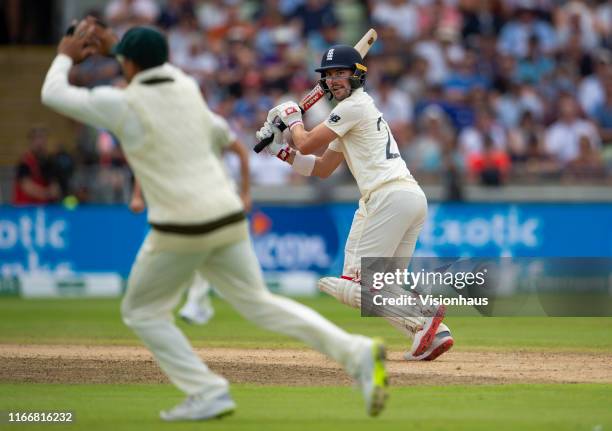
[1,203,611,279]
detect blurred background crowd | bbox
[2,0,612,204]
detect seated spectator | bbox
[514,35,555,84]
[157,0,194,30]
[578,49,611,117]
[443,49,490,97]
[13,127,60,205]
[461,0,504,43]
[371,75,414,149]
[105,0,159,36]
[563,135,607,181]
[167,10,201,66]
[458,108,507,157]
[404,104,453,175]
[507,110,544,163]
[372,0,419,42]
[467,135,511,186]
[291,0,337,38]
[544,96,601,165]
[418,0,462,39]
[592,77,612,145]
[555,1,599,52]
[497,4,557,58]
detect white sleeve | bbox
[41,54,131,134]
[324,99,361,137]
[328,139,343,153]
[210,112,236,151]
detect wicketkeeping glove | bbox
[267,101,303,130]
[255,122,291,161]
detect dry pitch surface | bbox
[2,344,611,386]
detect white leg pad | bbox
[385,316,425,338]
[318,277,361,308]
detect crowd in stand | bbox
[11,0,612,204]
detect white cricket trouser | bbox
[121,223,369,396]
[344,180,428,278]
[185,272,212,305]
[341,181,429,337]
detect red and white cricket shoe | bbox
[409,304,447,357]
[405,323,454,361]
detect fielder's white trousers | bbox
[344,180,428,279]
[121,222,369,395]
[184,272,213,305]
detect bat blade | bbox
[354,28,377,58]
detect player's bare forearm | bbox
[290,123,338,155]
[129,179,145,213]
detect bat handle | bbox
[253,116,288,153]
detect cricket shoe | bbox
[179,299,215,325]
[410,304,447,357]
[160,391,235,421]
[355,338,389,417]
[404,323,454,361]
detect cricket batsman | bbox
[42,20,388,420]
[257,45,454,361]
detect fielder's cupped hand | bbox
[255,122,291,161]
[268,101,303,130]
[59,16,118,63]
[58,18,98,64]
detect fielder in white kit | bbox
[130,111,250,326]
[41,20,388,420]
[257,45,454,361]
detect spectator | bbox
[578,49,612,117]
[563,135,607,181]
[167,10,200,66]
[592,76,612,145]
[443,49,490,98]
[468,135,511,186]
[157,0,194,29]
[12,127,60,205]
[514,35,555,84]
[507,110,545,163]
[291,0,337,38]
[555,1,599,52]
[544,96,601,165]
[414,25,465,85]
[371,75,414,148]
[398,54,430,101]
[497,4,557,58]
[105,0,159,36]
[458,108,507,158]
[404,104,453,176]
[372,0,420,42]
[50,144,76,199]
[461,0,504,43]
[418,0,462,39]
[591,76,612,170]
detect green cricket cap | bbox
[112,26,168,69]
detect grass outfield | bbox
[1,383,610,431]
[0,297,611,351]
[1,297,611,429]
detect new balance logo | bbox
[329,113,341,123]
[326,49,334,61]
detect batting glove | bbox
[255,122,291,161]
[268,101,303,130]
